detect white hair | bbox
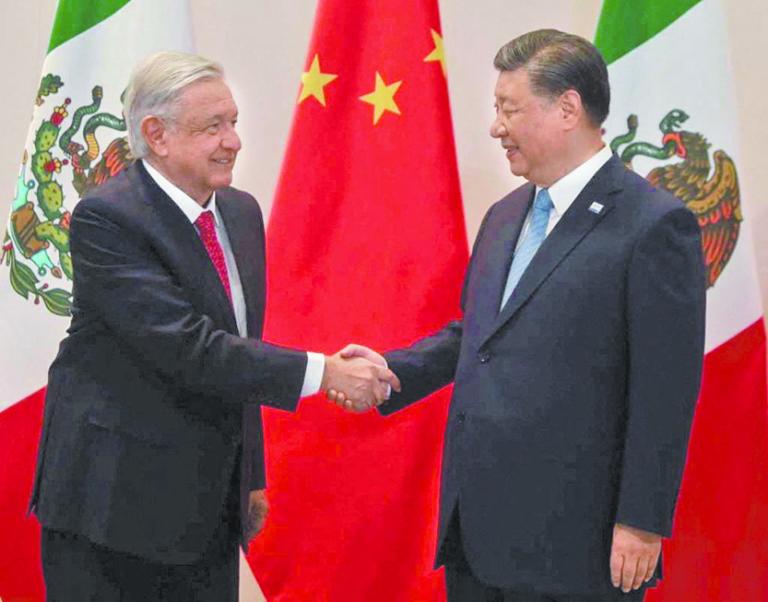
[123,51,224,158]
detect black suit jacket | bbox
[30,161,307,564]
[382,156,706,594]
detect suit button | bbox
[478,351,491,363]
[457,412,466,423]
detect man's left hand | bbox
[246,489,269,542]
[610,523,662,592]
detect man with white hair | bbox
[30,51,399,601]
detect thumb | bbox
[340,344,385,365]
[376,366,402,393]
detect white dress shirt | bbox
[142,160,324,397]
[514,144,613,252]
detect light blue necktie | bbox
[500,188,554,310]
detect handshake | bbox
[320,344,401,412]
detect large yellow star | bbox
[359,72,402,125]
[298,54,338,106]
[424,29,446,77]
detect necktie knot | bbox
[194,210,232,305]
[195,210,216,236]
[534,188,554,213]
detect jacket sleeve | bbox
[380,203,497,415]
[69,196,308,411]
[615,205,706,536]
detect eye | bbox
[206,122,220,134]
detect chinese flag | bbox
[247,0,468,599]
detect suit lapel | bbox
[129,163,238,333]
[473,185,533,335]
[217,194,265,338]
[484,156,625,343]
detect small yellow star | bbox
[298,54,338,106]
[359,72,402,125]
[424,29,446,77]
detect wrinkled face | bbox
[490,68,564,186]
[161,78,241,204]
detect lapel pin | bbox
[588,202,604,215]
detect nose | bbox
[490,115,506,139]
[222,124,242,151]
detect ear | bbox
[559,89,583,130]
[141,116,169,157]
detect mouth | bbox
[212,157,235,166]
[503,145,518,159]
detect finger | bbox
[326,389,339,401]
[645,552,660,582]
[610,551,623,588]
[622,554,640,593]
[390,370,401,392]
[376,367,401,392]
[372,377,389,403]
[633,557,648,590]
[352,399,371,412]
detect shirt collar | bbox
[536,144,613,217]
[142,159,219,226]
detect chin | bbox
[508,163,527,179]
[210,175,234,190]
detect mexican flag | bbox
[249,0,468,599]
[597,1,768,599]
[0,1,192,599]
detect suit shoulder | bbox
[72,166,140,221]
[218,186,263,219]
[619,168,700,238]
[620,167,688,216]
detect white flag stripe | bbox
[604,0,763,352]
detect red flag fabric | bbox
[0,389,46,602]
[247,1,467,599]
[646,319,768,602]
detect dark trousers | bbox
[41,463,242,602]
[442,511,646,602]
[41,516,239,602]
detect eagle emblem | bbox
[2,75,133,316]
[610,109,741,288]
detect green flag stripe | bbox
[595,0,702,65]
[48,0,132,52]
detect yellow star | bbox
[298,54,338,106]
[424,29,447,77]
[359,72,402,125]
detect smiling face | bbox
[490,68,567,187]
[150,77,241,204]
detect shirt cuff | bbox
[300,352,325,397]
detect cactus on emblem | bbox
[2,76,132,316]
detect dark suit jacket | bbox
[382,156,706,594]
[30,161,307,564]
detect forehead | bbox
[176,78,237,121]
[494,68,534,102]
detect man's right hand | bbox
[321,348,400,412]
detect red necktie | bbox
[195,210,232,304]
